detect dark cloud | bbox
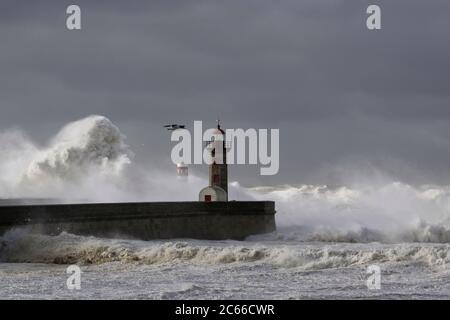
[1,0,450,185]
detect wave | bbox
[23,115,131,183]
[249,223,450,244]
[245,183,450,243]
[0,115,132,200]
[0,230,448,269]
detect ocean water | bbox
[0,230,448,300]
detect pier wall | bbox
[0,201,276,240]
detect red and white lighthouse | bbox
[199,121,229,202]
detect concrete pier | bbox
[0,201,276,240]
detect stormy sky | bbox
[1,0,450,186]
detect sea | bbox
[0,231,448,299]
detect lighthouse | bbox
[199,121,229,202]
[176,162,188,177]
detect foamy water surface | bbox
[0,230,448,299]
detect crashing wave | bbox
[0,115,133,200]
[23,115,132,184]
[246,183,450,244]
[0,230,448,269]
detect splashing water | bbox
[24,115,131,183]
[0,115,132,200]
[245,183,450,243]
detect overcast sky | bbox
[1,0,450,186]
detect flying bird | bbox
[163,124,186,131]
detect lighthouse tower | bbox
[199,121,229,202]
[176,162,188,178]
